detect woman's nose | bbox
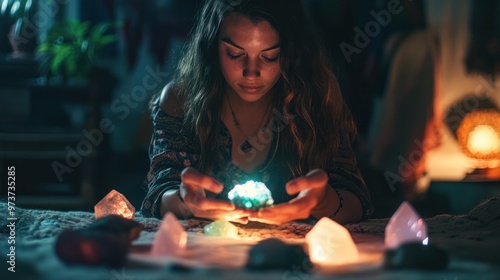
[243,58,260,78]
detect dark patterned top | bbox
[141,98,373,220]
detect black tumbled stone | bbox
[55,228,129,267]
[384,242,449,270]
[88,214,143,241]
[246,238,313,271]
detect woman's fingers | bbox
[184,193,235,211]
[190,208,248,222]
[231,216,249,224]
[285,169,328,195]
[181,167,223,193]
[247,199,313,225]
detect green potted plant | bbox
[37,19,118,83]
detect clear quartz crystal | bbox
[306,217,359,265]
[228,180,274,210]
[204,220,238,238]
[385,201,428,249]
[94,189,135,219]
[151,213,187,256]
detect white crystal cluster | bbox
[228,180,274,209]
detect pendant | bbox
[240,140,253,154]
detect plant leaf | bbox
[98,34,118,46]
[50,45,72,75]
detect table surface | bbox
[4,199,500,279]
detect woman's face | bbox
[218,13,281,103]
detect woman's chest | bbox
[223,121,274,173]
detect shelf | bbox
[0,150,102,159]
[0,63,115,210]
[0,132,85,141]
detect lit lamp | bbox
[456,109,500,178]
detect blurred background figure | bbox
[304,0,433,216]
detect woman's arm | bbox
[141,84,198,218]
[314,132,373,223]
[310,182,363,224]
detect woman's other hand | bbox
[180,167,249,224]
[247,169,328,225]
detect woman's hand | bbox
[247,169,328,225]
[180,167,249,224]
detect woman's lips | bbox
[240,85,264,93]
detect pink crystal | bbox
[385,201,428,249]
[306,217,359,265]
[151,213,187,256]
[94,189,135,220]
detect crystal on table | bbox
[385,201,428,249]
[228,180,274,210]
[203,220,238,238]
[305,217,358,265]
[94,189,135,220]
[151,213,187,256]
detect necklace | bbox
[226,95,272,154]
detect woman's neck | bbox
[223,86,273,115]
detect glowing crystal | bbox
[151,213,187,256]
[385,201,428,249]
[305,217,358,265]
[94,189,135,220]
[203,220,238,238]
[228,180,274,210]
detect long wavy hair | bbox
[175,0,357,176]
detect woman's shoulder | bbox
[159,82,184,117]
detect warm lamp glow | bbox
[305,217,358,265]
[385,202,428,249]
[94,189,135,220]
[467,125,500,155]
[151,213,187,256]
[457,110,500,160]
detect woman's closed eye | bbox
[262,55,279,62]
[226,51,279,63]
[227,51,244,59]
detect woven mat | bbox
[1,198,500,280]
[1,197,499,243]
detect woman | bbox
[141,0,373,225]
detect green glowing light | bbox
[203,220,238,238]
[228,180,274,210]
